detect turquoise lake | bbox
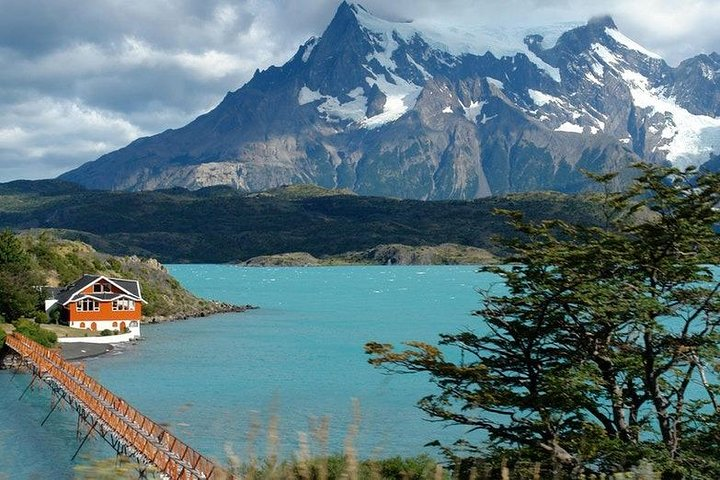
[0,265,497,479]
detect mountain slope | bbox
[59,3,720,198]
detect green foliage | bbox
[13,318,57,348]
[32,311,49,324]
[100,329,113,336]
[26,231,98,284]
[0,327,6,349]
[0,229,43,321]
[366,164,720,477]
[0,180,607,263]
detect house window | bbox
[76,298,99,312]
[112,321,118,328]
[79,322,85,328]
[112,299,135,311]
[93,283,111,293]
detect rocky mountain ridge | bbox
[60,2,720,199]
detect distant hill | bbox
[0,179,605,263]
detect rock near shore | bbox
[240,243,497,266]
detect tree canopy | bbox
[0,229,42,322]
[366,164,720,478]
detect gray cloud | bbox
[1,0,718,182]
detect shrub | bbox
[0,327,6,349]
[13,318,57,348]
[100,329,113,336]
[33,311,49,324]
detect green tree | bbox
[13,319,57,348]
[366,164,720,477]
[0,229,42,321]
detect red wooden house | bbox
[49,274,146,334]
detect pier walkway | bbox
[5,332,232,480]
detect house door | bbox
[91,322,97,331]
[120,321,127,332]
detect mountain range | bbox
[59,2,720,199]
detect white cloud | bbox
[0,97,145,180]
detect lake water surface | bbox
[0,265,496,478]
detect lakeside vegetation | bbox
[0,229,245,349]
[0,180,607,263]
[366,165,720,478]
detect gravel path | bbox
[59,342,114,361]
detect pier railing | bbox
[5,332,233,480]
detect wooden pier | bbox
[5,332,233,480]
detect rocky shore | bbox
[240,243,498,267]
[145,301,258,323]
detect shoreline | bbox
[144,301,258,324]
[0,303,259,366]
[60,342,115,361]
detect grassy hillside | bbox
[19,232,243,321]
[0,180,606,263]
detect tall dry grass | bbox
[71,399,663,479]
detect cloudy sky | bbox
[1,0,719,182]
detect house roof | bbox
[53,274,146,306]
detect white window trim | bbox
[93,283,112,293]
[112,299,136,311]
[76,298,100,312]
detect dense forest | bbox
[0,180,606,263]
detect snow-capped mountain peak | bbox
[60,3,720,198]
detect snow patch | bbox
[699,63,719,81]
[352,5,578,83]
[460,100,487,123]
[621,69,720,168]
[442,106,453,113]
[605,28,661,60]
[298,86,323,105]
[555,122,584,133]
[661,125,676,139]
[298,86,368,123]
[528,89,561,106]
[406,53,432,80]
[585,72,602,85]
[591,43,621,67]
[591,62,605,77]
[479,113,498,124]
[486,77,504,90]
[301,37,318,62]
[362,75,422,128]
